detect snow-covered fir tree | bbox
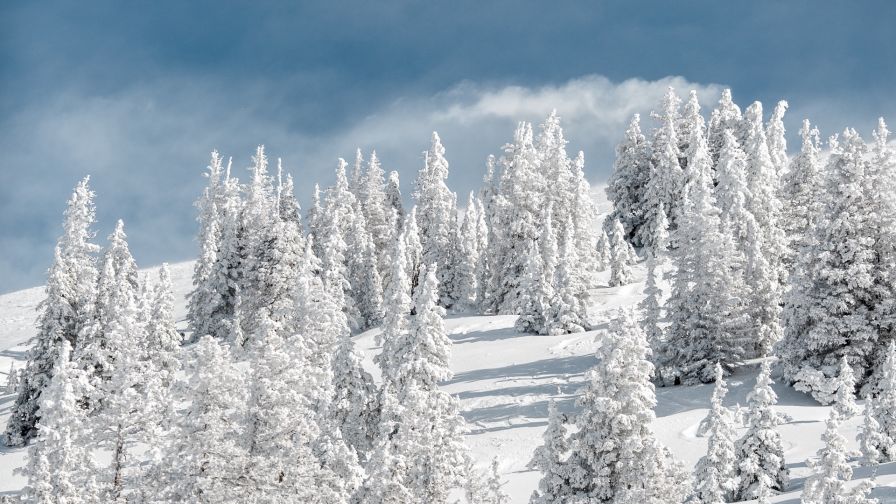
[781,120,823,261]
[415,132,460,308]
[546,217,589,335]
[608,114,651,247]
[515,213,554,335]
[595,227,611,271]
[456,191,483,311]
[833,356,859,419]
[187,151,227,341]
[6,177,100,447]
[779,130,877,404]
[858,395,891,470]
[307,183,325,259]
[346,208,384,329]
[529,400,570,504]
[144,264,182,386]
[5,364,18,394]
[156,336,246,503]
[642,87,683,251]
[766,100,789,177]
[385,170,404,232]
[692,363,738,504]
[707,89,743,165]
[872,341,896,461]
[660,121,744,384]
[734,360,789,500]
[20,341,98,503]
[801,409,876,504]
[360,150,393,276]
[331,325,380,460]
[608,218,636,287]
[562,309,689,502]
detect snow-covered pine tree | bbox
[568,151,599,288]
[692,363,738,504]
[307,183,326,260]
[243,314,351,502]
[640,249,664,371]
[195,162,244,343]
[144,264,182,387]
[20,341,98,503]
[473,195,490,310]
[546,217,589,335]
[277,167,302,225]
[595,227,611,271]
[515,216,554,335]
[530,400,571,504]
[766,100,789,178]
[707,88,743,166]
[5,364,17,394]
[320,158,364,331]
[833,356,859,419]
[360,151,393,276]
[376,227,413,396]
[487,122,545,314]
[781,120,823,261]
[801,409,876,504]
[6,177,100,446]
[455,192,482,311]
[872,341,896,461]
[779,130,877,404]
[331,325,380,460]
[187,151,226,341]
[676,90,702,168]
[858,395,891,470]
[385,170,404,233]
[156,336,246,503]
[643,87,683,252]
[564,309,689,502]
[734,360,789,500]
[660,122,744,384]
[350,148,365,197]
[346,208,384,330]
[609,218,635,287]
[608,114,651,247]
[415,132,460,308]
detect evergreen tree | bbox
[346,209,384,330]
[157,336,246,503]
[858,396,891,470]
[187,151,226,341]
[801,410,876,504]
[595,227,611,272]
[872,341,896,460]
[546,217,589,335]
[350,148,365,197]
[332,327,380,460]
[569,151,599,288]
[766,100,789,178]
[361,151,393,276]
[609,218,635,287]
[781,120,823,260]
[145,264,182,387]
[643,87,683,251]
[516,235,552,335]
[385,170,404,233]
[6,177,99,446]
[564,309,689,502]
[833,356,859,419]
[307,183,325,260]
[5,364,18,394]
[707,89,743,166]
[660,122,745,384]
[20,341,98,503]
[779,130,877,404]
[734,361,789,500]
[415,132,460,307]
[456,192,483,311]
[530,400,571,504]
[692,364,738,504]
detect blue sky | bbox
[1,1,895,292]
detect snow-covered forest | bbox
[3,87,896,503]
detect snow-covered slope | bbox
[2,191,896,501]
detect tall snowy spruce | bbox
[692,364,738,504]
[608,218,635,287]
[187,151,226,341]
[659,116,744,384]
[801,410,876,504]
[707,89,743,165]
[642,87,683,252]
[6,177,99,447]
[21,341,98,503]
[779,129,878,403]
[734,361,789,500]
[608,113,651,246]
[415,132,461,308]
[562,309,689,503]
[529,400,570,504]
[871,341,896,461]
[781,120,823,260]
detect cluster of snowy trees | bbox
[9,161,509,502]
[611,87,896,397]
[611,88,788,385]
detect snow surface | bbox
[2,207,896,501]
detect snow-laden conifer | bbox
[692,363,738,503]
[707,89,743,167]
[872,341,896,461]
[833,356,859,419]
[415,132,460,307]
[5,364,17,394]
[781,120,823,259]
[360,151,393,274]
[608,114,651,247]
[859,395,891,470]
[660,122,744,384]
[643,88,683,250]
[145,264,181,386]
[766,100,789,177]
[801,410,876,504]
[530,400,571,504]
[564,309,689,502]
[609,218,635,287]
[456,192,483,311]
[6,177,99,446]
[20,341,98,503]
[385,170,404,232]
[546,217,589,335]
[734,361,789,500]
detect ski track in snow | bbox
[2,256,896,501]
